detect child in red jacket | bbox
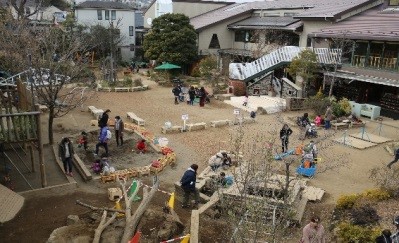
[136,139,147,153]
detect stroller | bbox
[305,123,318,138]
[296,154,317,178]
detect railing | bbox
[229,46,342,81]
[352,55,398,70]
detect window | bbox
[129,26,134,36]
[235,30,254,43]
[111,10,116,20]
[105,10,109,20]
[389,0,399,5]
[208,34,220,49]
[97,10,102,20]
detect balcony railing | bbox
[352,55,398,70]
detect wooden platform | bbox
[334,136,377,149]
[302,186,325,202]
[0,184,25,223]
[350,133,393,144]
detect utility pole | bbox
[109,22,114,83]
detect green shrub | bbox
[336,222,381,242]
[361,189,391,201]
[304,95,331,116]
[338,98,351,115]
[336,194,361,209]
[133,78,143,87]
[123,77,133,86]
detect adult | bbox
[387,147,399,169]
[303,140,318,162]
[94,126,110,156]
[280,124,293,153]
[198,87,208,107]
[391,216,399,243]
[98,109,111,128]
[114,116,124,147]
[136,139,147,153]
[188,86,196,105]
[58,137,74,176]
[301,216,326,243]
[180,164,200,208]
[172,85,181,104]
[324,105,333,130]
[208,152,223,171]
[299,113,310,127]
[221,152,232,169]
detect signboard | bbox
[233,109,240,115]
[182,114,189,120]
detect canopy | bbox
[154,63,181,70]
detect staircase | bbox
[229,46,342,82]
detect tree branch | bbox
[76,200,125,213]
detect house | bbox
[143,0,233,28]
[75,1,136,61]
[0,0,64,22]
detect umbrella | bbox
[154,62,181,70]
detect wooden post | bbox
[365,41,371,67]
[190,210,199,243]
[29,143,35,172]
[35,105,46,187]
[350,41,356,66]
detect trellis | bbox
[0,81,46,188]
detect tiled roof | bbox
[190,0,375,31]
[76,1,135,10]
[228,16,300,28]
[310,5,399,41]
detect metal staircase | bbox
[229,46,342,82]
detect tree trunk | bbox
[120,179,160,243]
[48,106,54,144]
[328,63,339,97]
[93,210,117,243]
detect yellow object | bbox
[168,192,175,209]
[314,157,323,163]
[114,201,124,217]
[180,234,190,243]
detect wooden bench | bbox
[141,85,149,90]
[88,106,103,119]
[333,122,350,130]
[126,112,145,126]
[233,117,255,125]
[114,87,130,92]
[162,125,182,134]
[186,122,207,131]
[210,119,232,128]
[98,87,112,92]
[131,86,142,92]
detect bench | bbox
[114,87,130,92]
[210,119,232,128]
[131,86,142,92]
[186,122,207,131]
[88,106,104,119]
[98,87,112,92]
[162,125,182,134]
[233,117,255,125]
[126,112,145,126]
[360,104,381,120]
[333,122,350,130]
[142,85,149,90]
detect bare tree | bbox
[9,0,44,20]
[324,32,356,97]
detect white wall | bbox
[76,8,136,60]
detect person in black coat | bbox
[280,124,293,153]
[180,164,199,208]
[98,109,111,128]
[172,85,181,104]
[188,86,196,105]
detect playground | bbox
[1,71,399,242]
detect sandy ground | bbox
[50,71,399,204]
[3,70,398,242]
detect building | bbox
[75,1,136,61]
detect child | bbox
[185,93,190,105]
[242,95,248,106]
[136,139,147,154]
[314,114,322,127]
[78,131,88,150]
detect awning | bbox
[228,17,303,31]
[324,71,399,87]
